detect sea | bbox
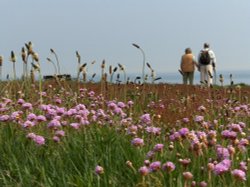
[124,70,250,85]
[2,70,249,86]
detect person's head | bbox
[185,48,192,54]
[204,43,210,49]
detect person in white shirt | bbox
[198,43,216,87]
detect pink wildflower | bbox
[70,123,80,129]
[22,102,33,110]
[36,115,47,122]
[183,171,193,180]
[0,115,10,122]
[231,169,246,181]
[153,144,164,152]
[216,146,230,160]
[162,161,175,173]
[27,113,37,121]
[26,133,36,139]
[48,119,61,128]
[53,136,60,143]
[138,166,149,176]
[131,138,144,147]
[22,120,35,128]
[145,126,161,135]
[55,130,65,137]
[213,159,231,175]
[33,135,45,145]
[182,117,189,123]
[140,113,151,125]
[239,162,247,172]
[194,115,204,123]
[95,165,104,175]
[149,161,161,172]
[17,98,25,105]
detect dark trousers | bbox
[183,72,194,85]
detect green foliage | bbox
[0,123,143,186]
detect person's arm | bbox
[209,50,216,67]
[179,56,184,75]
[192,55,198,66]
[197,51,202,65]
[180,56,183,68]
[193,55,200,71]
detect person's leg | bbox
[183,72,188,84]
[187,72,191,85]
[207,65,213,86]
[200,66,206,84]
[186,72,190,84]
[203,66,210,86]
[189,72,194,85]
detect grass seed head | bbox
[10,51,16,63]
[103,73,107,82]
[118,63,124,71]
[146,62,152,69]
[47,57,52,62]
[113,67,118,73]
[101,59,105,69]
[0,55,3,66]
[109,65,112,74]
[81,63,87,69]
[82,72,87,82]
[25,41,34,55]
[30,69,35,83]
[126,161,133,168]
[219,74,224,83]
[50,48,55,54]
[132,43,140,49]
[32,52,39,62]
[31,62,40,72]
[21,47,27,62]
[76,51,81,63]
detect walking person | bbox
[198,43,216,87]
[180,48,197,85]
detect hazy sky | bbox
[1,0,250,78]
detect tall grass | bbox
[0,123,143,186]
[0,55,3,81]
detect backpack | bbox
[199,50,211,65]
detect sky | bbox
[0,0,250,79]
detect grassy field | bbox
[0,79,250,186]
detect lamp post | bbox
[132,43,146,83]
[47,57,58,75]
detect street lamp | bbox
[132,43,146,83]
[47,57,58,75]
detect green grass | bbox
[0,123,145,186]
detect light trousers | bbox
[200,64,213,86]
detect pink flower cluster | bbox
[26,133,45,145]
